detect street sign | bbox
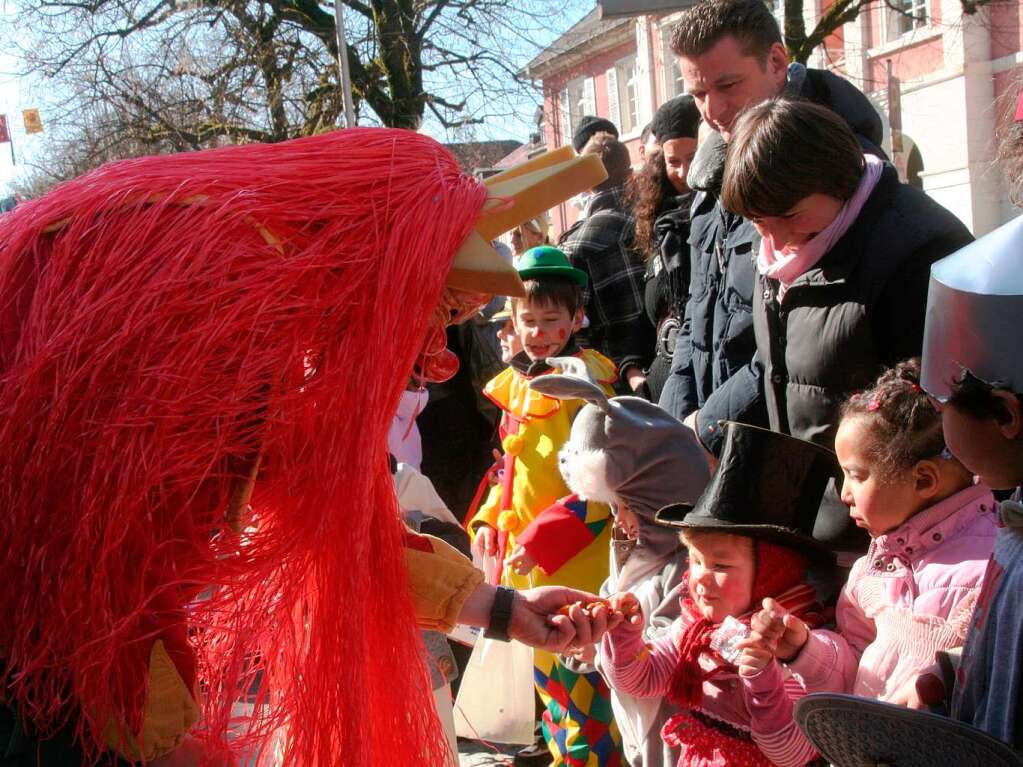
[23,109,43,135]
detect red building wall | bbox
[990,0,1023,60]
[868,36,945,86]
[542,40,643,238]
[543,40,639,150]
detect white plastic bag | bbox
[471,548,504,587]
[453,553,535,745]
[453,632,535,744]
[448,547,502,645]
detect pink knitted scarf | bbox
[757,154,884,301]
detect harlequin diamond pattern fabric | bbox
[535,649,624,767]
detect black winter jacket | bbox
[755,164,973,448]
[643,193,692,327]
[658,64,887,453]
[643,193,691,401]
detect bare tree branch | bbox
[6,0,588,191]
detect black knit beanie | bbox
[572,115,619,152]
[650,95,701,143]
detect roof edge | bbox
[520,20,635,81]
[597,0,691,19]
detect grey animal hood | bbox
[528,357,710,521]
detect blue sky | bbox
[0,0,50,195]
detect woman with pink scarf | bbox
[700,99,973,550]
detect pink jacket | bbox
[793,484,997,702]
[600,613,844,766]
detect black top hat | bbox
[655,422,837,557]
[794,693,1023,767]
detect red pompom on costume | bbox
[0,128,490,765]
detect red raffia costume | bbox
[0,129,604,766]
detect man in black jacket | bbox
[658,0,885,456]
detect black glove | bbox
[686,131,726,194]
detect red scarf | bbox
[667,539,825,708]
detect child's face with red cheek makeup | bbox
[512,300,582,362]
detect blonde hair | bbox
[679,527,754,554]
[519,216,550,244]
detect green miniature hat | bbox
[517,246,588,287]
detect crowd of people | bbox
[0,0,1020,763]
[399,0,1023,765]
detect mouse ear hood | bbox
[558,441,615,505]
[584,397,711,523]
[527,356,611,413]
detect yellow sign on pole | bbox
[22,109,43,135]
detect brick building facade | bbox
[520,0,1023,237]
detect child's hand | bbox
[488,449,504,486]
[554,599,620,649]
[472,524,499,558]
[555,593,642,627]
[736,636,776,677]
[749,597,809,662]
[607,592,643,626]
[890,671,946,710]
[505,545,538,576]
[565,643,597,664]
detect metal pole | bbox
[333,0,357,128]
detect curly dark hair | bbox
[628,149,677,262]
[948,370,1023,422]
[841,359,947,479]
[999,82,1023,206]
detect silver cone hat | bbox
[921,215,1023,400]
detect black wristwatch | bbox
[484,586,516,642]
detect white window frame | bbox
[611,54,639,135]
[884,0,928,42]
[661,24,687,99]
[558,88,571,147]
[606,67,621,129]
[583,76,597,118]
[559,75,596,146]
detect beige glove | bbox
[101,639,199,761]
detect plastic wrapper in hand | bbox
[710,616,749,666]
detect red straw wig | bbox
[0,128,488,765]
